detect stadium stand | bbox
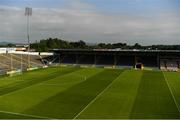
[96,55,114,66]
[160,60,167,70]
[79,54,94,65]
[160,59,180,71]
[52,49,180,71]
[116,56,134,68]
[0,53,47,74]
[135,56,158,68]
[60,54,77,64]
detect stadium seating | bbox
[136,56,158,68]
[0,53,46,74]
[60,54,76,64]
[78,55,95,65]
[96,55,114,65]
[160,61,166,70]
[116,56,134,68]
[166,61,179,71]
[160,60,180,71]
[51,49,180,71]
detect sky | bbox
[0,0,180,45]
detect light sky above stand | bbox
[0,0,180,45]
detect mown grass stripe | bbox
[0,67,80,96]
[73,70,125,119]
[77,70,143,119]
[23,69,124,119]
[163,72,180,113]
[0,110,49,119]
[0,68,103,115]
[0,67,62,88]
[162,72,180,113]
[130,70,180,119]
[0,112,35,119]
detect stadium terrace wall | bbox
[52,49,180,70]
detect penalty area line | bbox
[0,110,50,119]
[73,71,124,119]
[162,72,180,113]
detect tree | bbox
[7,43,15,47]
[98,43,106,48]
[133,43,141,49]
[30,38,180,52]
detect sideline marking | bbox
[162,72,180,113]
[0,110,50,119]
[0,68,82,97]
[73,70,125,119]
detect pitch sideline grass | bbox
[0,66,80,96]
[0,66,74,87]
[0,66,179,119]
[0,112,37,119]
[163,72,180,113]
[23,69,124,119]
[0,68,104,115]
[77,70,142,119]
[0,110,48,119]
[163,72,180,112]
[130,70,180,119]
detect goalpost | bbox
[71,73,87,81]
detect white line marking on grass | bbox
[0,70,82,98]
[162,72,180,113]
[73,71,124,119]
[0,110,50,119]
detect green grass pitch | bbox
[0,66,179,119]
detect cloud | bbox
[66,0,95,10]
[0,1,180,45]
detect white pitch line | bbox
[0,110,50,119]
[73,71,124,119]
[162,72,180,113]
